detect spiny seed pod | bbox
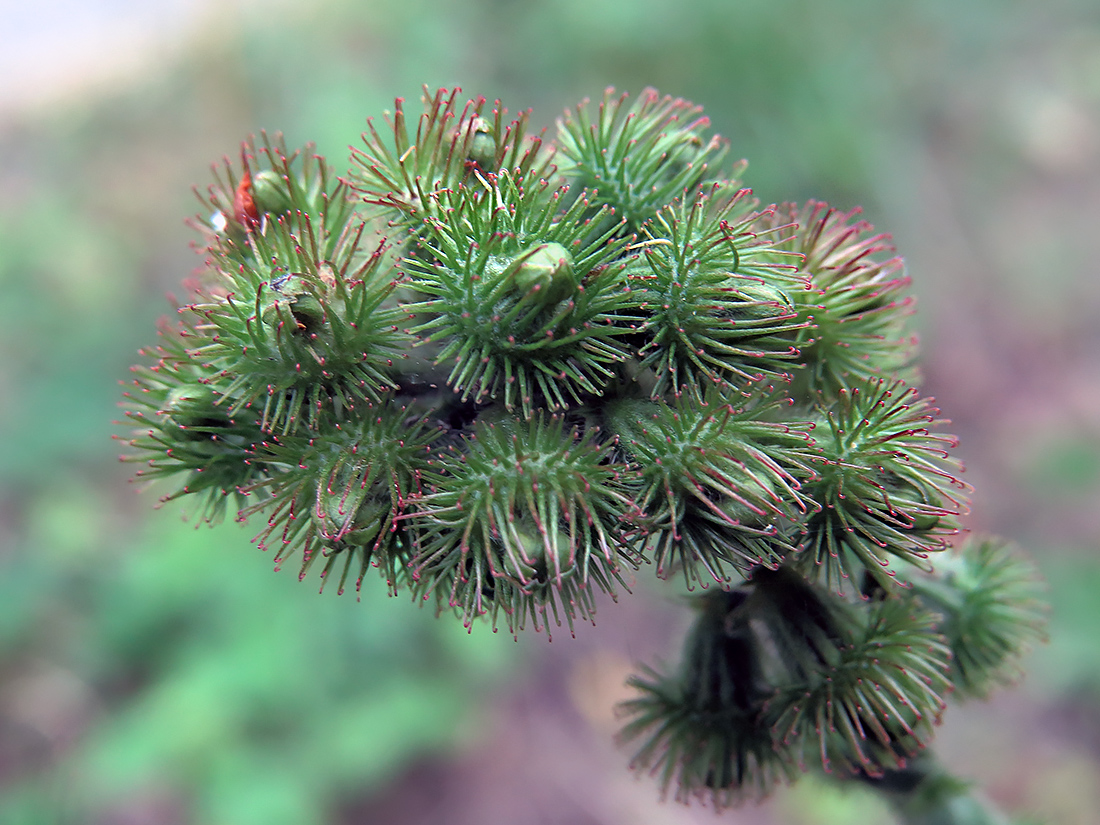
[628,186,806,394]
[117,323,269,523]
[772,597,952,778]
[910,537,1047,698]
[621,572,952,801]
[745,565,855,681]
[796,378,969,592]
[402,170,636,416]
[195,133,353,265]
[557,87,730,234]
[240,400,442,594]
[349,86,553,232]
[606,388,815,588]
[618,591,800,809]
[187,218,408,434]
[408,413,638,635]
[754,201,917,400]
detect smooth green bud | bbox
[163,383,229,433]
[465,116,496,171]
[715,468,781,528]
[737,280,793,310]
[497,522,575,588]
[251,169,294,216]
[261,273,327,334]
[502,242,575,305]
[315,483,386,550]
[875,469,943,532]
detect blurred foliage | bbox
[775,774,895,825]
[1032,550,1100,691]
[1022,435,1100,502]
[0,197,145,482]
[1,0,1098,822]
[0,480,512,824]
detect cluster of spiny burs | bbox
[119,88,1045,809]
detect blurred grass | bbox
[1,0,1099,823]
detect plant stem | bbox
[856,753,1011,825]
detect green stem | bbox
[856,753,1010,825]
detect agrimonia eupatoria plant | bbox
[118,87,1046,820]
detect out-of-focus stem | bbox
[857,753,1010,825]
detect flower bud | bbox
[877,469,943,532]
[714,468,782,529]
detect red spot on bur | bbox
[233,154,260,230]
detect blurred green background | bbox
[1,0,1099,823]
